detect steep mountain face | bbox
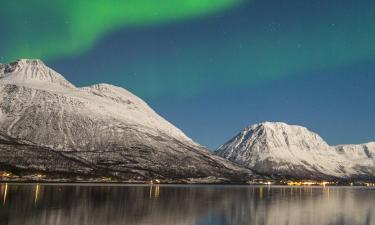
[0,59,252,183]
[335,143,375,179]
[216,122,375,180]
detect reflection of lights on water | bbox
[149,185,153,199]
[155,185,160,198]
[149,184,160,199]
[259,187,263,199]
[2,183,8,205]
[34,184,40,205]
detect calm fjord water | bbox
[0,184,374,225]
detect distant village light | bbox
[0,172,12,178]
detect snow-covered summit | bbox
[218,122,330,155]
[216,122,375,180]
[0,59,75,89]
[255,121,329,147]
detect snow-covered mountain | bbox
[0,59,252,182]
[215,122,375,180]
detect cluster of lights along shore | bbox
[253,180,375,186]
[1,171,375,186]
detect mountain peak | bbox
[16,58,45,65]
[216,121,375,180]
[0,59,75,89]
[245,122,322,141]
[0,59,44,73]
[250,121,305,130]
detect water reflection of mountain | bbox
[1,184,226,225]
[1,185,374,225]
[220,187,375,225]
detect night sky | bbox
[1,0,375,149]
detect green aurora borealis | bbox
[3,0,374,96]
[0,0,241,61]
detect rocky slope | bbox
[0,59,252,183]
[216,122,375,180]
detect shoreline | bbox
[1,180,375,187]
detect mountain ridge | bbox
[0,59,253,183]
